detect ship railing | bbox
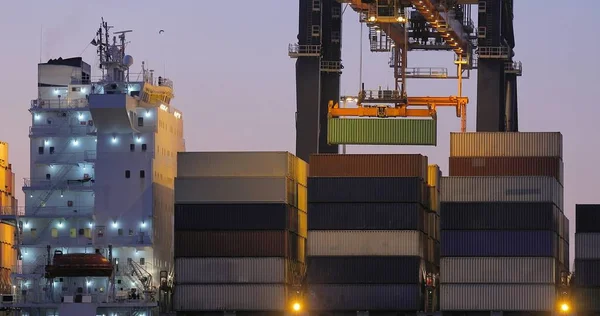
[21,235,94,247]
[0,206,19,216]
[84,150,97,162]
[30,98,89,110]
[29,125,97,137]
[22,206,94,217]
[34,152,81,165]
[23,178,95,190]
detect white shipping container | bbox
[174,284,287,311]
[308,230,424,256]
[575,233,600,259]
[440,176,563,209]
[175,258,296,284]
[440,257,557,284]
[440,284,556,311]
[177,151,308,185]
[449,132,563,157]
[175,176,296,205]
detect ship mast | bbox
[92,17,132,83]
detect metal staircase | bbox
[369,26,393,52]
[33,164,73,215]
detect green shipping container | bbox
[328,118,437,145]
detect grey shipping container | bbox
[174,258,302,284]
[574,259,600,286]
[440,202,559,231]
[440,257,557,284]
[307,256,423,284]
[177,151,308,186]
[174,231,306,262]
[309,284,421,311]
[308,177,427,204]
[174,284,288,311]
[308,230,425,257]
[576,204,600,233]
[307,203,426,231]
[440,284,556,311]
[449,132,563,157]
[175,177,306,211]
[440,176,563,209]
[576,288,600,312]
[575,233,600,259]
[174,203,306,237]
[441,231,558,257]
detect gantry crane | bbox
[290,0,522,161]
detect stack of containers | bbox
[440,132,569,312]
[173,152,308,313]
[306,154,439,312]
[574,204,600,311]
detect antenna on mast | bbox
[90,18,134,84]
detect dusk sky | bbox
[0,1,594,267]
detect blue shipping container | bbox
[440,202,559,231]
[441,231,558,257]
[308,177,427,203]
[308,203,426,231]
[307,256,422,284]
[308,284,422,311]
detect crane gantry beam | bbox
[409,0,471,55]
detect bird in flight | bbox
[159,30,165,34]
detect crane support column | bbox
[293,0,340,162]
[476,0,519,132]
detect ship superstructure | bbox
[4,19,183,316]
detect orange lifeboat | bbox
[45,250,113,278]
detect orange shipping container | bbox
[309,154,428,179]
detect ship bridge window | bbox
[138,117,144,127]
[142,144,147,151]
[140,170,145,178]
[38,147,44,154]
[50,147,55,154]
[118,228,123,236]
[125,170,131,178]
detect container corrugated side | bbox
[575,233,600,259]
[174,204,303,236]
[308,230,425,256]
[308,177,427,203]
[174,284,288,311]
[440,257,557,284]
[175,258,300,284]
[177,151,307,186]
[576,204,600,233]
[440,176,563,209]
[429,186,440,212]
[449,132,562,157]
[307,203,426,231]
[440,284,556,311]
[441,231,558,257]
[427,164,441,188]
[309,284,421,311]
[307,256,423,284]
[575,288,600,311]
[440,202,559,231]
[574,259,600,286]
[308,154,428,179]
[448,157,563,184]
[175,177,302,209]
[174,231,306,262]
[328,118,437,145]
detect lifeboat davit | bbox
[45,250,113,278]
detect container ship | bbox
[0,18,183,316]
